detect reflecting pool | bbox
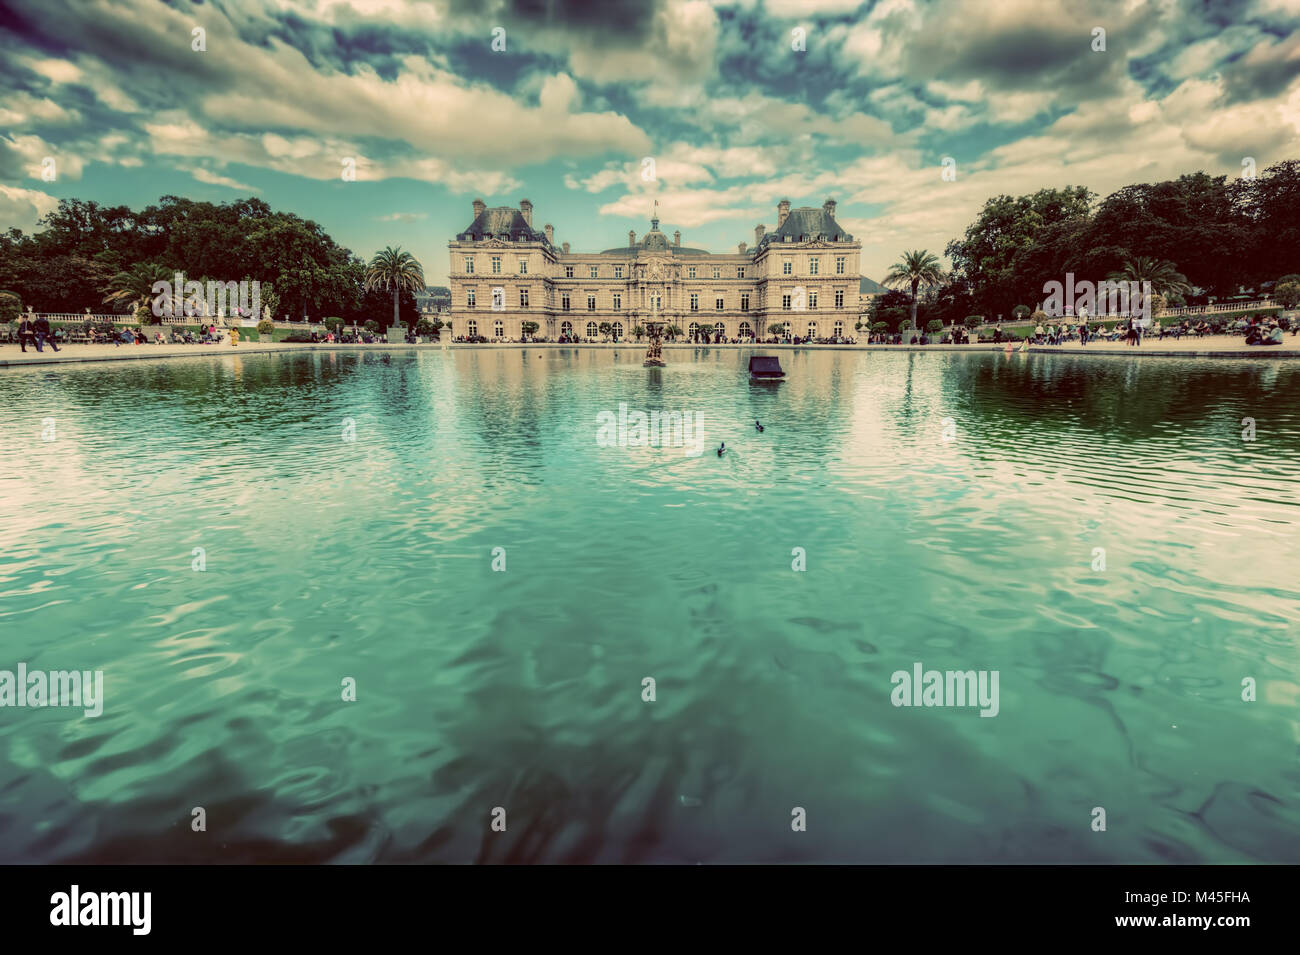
[0,347,1297,862]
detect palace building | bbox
[446,197,863,341]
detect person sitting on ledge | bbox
[1249,323,1284,345]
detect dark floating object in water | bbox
[749,355,785,380]
[755,419,764,432]
[717,442,726,457]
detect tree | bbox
[103,262,171,316]
[0,291,21,324]
[1012,305,1030,320]
[1107,257,1192,316]
[364,246,425,329]
[1235,161,1300,287]
[633,324,645,341]
[945,186,1093,315]
[868,288,912,331]
[1274,282,1300,309]
[598,321,612,341]
[521,320,539,339]
[884,250,945,337]
[665,324,683,341]
[1088,174,1245,296]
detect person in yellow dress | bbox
[230,327,239,346]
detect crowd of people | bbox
[458,333,862,345]
[10,312,1297,353]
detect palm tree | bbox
[666,324,683,342]
[103,262,172,318]
[1107,257,1193,319]
[364,246,425,330]
[883,250,945,339]
[598,321,612,341]
[633,324,645,342]
[1107,257,1192,299]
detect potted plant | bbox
[257,318,274,342]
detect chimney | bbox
[754,224,765,246]
[673,230,681,247]
[472,198,485,218]
[629,230,636,247]
[738,241,747,255]
[544,223,554,244]
[777,199,790,228]
[562,241,570,254]
[519,198,532,226]
[823,198,836,217]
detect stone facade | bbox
[446,198,862,341]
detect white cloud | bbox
[185,167,259,191]
[763,0,866,16]
[0,185,60,229]
[0,92,79,127]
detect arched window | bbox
[834,321,844,338]
[494,320,504,339]
[714,322,726,335]
[467,320,478,337]
[688,322,699,338]
[738,321,753,339]
[611,322,624,341]
[561,321,573,336]
[807,321,817,338]
[586,321,598,338]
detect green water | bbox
[0,347,1297,863]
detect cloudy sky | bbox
[2,0,1298,284]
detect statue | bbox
[643,273,667,367]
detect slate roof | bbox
[757,207,853,249]
[860,277,885,294]
[457,207,549,243]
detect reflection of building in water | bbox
[447,197,864,340]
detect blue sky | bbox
[2,0,1298,285]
